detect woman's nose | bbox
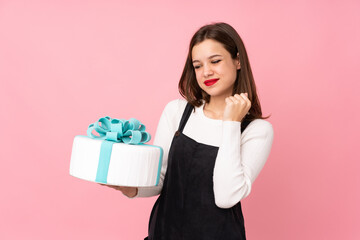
[203,64,213,77]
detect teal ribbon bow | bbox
[87,116,151,144]
[86,116,152,184]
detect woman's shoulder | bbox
[163,98,188,115]
[244,118,274,137]
[164,98,188,109]
[161,98,188,121]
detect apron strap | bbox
[178,102,194,133]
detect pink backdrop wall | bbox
[1,0,359,239]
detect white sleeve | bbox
[126,99,186,198]
[213,120,274,208]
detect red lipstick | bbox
[204,78,219,86]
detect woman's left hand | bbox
[99,184,138,198]
[223,93,251,122]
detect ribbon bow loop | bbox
[87,116,151,144]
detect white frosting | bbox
[70,136,162,187]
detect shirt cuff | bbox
[222,121,241,141]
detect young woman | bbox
[105,22,274,240]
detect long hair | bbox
[178,22,270,122]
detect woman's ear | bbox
[236,52,241,70]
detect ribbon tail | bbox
[95,140,114,183]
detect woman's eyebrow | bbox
[192,54,222,63]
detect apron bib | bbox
[145,102,250,240]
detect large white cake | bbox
[69,135,163,187]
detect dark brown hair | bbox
[178,22,270,122]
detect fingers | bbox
[225,97,233,104]
[234,93,248,101]
[226,94,245,103]
[232,93,250,105]
[223,92,252,121]
[99,183,126,191]
[226,96,236,103]
[227,93,251,113]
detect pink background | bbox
[1,0,359,239]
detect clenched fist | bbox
[223,93,251,122]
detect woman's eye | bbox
[193,60,220,69]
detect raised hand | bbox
[223,93,251,122]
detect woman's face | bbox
[191,39,240,99]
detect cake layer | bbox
[69,135,163,187]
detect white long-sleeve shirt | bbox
[127,98,274,209]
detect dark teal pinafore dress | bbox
[145,102,250,240]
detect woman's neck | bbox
[203,95,227,120]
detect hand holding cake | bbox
[99,184,138,198]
